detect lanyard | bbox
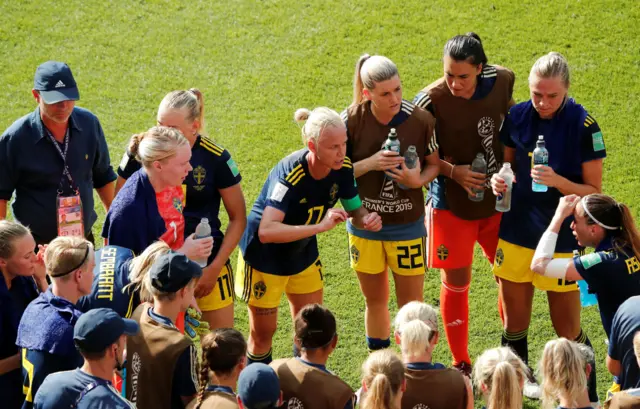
[73,379,108,408]
[46,127,78,195]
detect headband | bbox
[52,246,90,277]
[581,196,618,231]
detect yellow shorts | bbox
[493,239,578,293]
[234,253,324,309]
[348,234,426,276]
[196,261,235,311]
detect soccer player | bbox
[539,338,594,409]
[344,54,440,353]
[16,236,95,409]
[270,304,354,409]
[125,251,202,409]
[490,52,605,399]
[360,350,406,409]
[189,328,247,409]
[117,89,246,329]
[472,347,527,409]
[0,221,47,409]
[103,126,212,260]
[605,332,640,408]
[530,194,640,338]
[413,33,515,375]
[236,107,381,365]
[33,308,138,409]
[393,302,472,409]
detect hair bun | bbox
[466,32,482,44]
[294,108,311,124]
[128,132,146,157]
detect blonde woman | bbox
[103,126,213,259]
[393,302,472,409]
[539,338,594,409]
[473,347,527,409]
[361,349,406,409]
[236,107,381,365]
[0,221,47,409]
[16,236,95,409]
[117,90,246,329]
[344,54,440,353]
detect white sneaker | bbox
[523,379,542,400]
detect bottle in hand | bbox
[382,128,400,153]
[495,162,514,212]
[399,145,419,190]
[194,218,211,267]
[469,152,487,202]
[532,135,549,192]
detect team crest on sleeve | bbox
[118,151,130,171]
[192,165,206,191]
[580,252,602,269]
[253,281,267,299]
[495,248,504,267]
[437,244,449,261]
[350,245,360,263]
[227,158,240,177]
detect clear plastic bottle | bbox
[382,128,400,153]
[194,218,211,267]
[399,145,418,190]
[495,163,514,212]
[469,153,487,202]
[532,135,549,192]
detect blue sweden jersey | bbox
[119,135,242,262]
[77,245,137,318]
[574,238,640,337]
[499,99,607,251]
[240,149,359,276]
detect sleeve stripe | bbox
[414,93,431,109]
[200,140,224,155]
[290,172,305,186]
[340,109,348,124]
[584,115,595,126]
[401,100,415,116]
[343,157,352,164]
[285,165,304,182]
[342,163,353,169]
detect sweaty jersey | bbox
[77,245,137,318]
[499,99,607,251]
[240,149,360,276]
[574,237,640,337]
[415,65,515,220]
[343,99,437,241]
[119,136,242,263]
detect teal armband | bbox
[341,195,362,212]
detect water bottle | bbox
[469,153,487,202]
[382,128,401,153]
[399,145,419,190]
[574,250,598,307]
[194,218,211,267]
[532,135,549,192]
[495,163,514,212]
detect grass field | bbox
[2,0,639,407]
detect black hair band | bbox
[53,246,90,277]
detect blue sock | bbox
[247,348,272,365]
[366,336,390,351]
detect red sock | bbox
[441,281,471,365]
[498,294,505,325]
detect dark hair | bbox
[583,194,640,260]
[74,342,108,360]
[194,328,247,409]
[294,304,336,350]
[443,32,488,67]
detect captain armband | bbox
[341,195,362,212]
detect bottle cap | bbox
[200,218,209,224]
[538,135,544,140]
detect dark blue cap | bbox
[237,363,281,409]
[33,61,80,104]
[149,251,202,293]
[74,308,139,353]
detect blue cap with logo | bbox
[237,363,281,409]
[73,308,139,353]
[33,61,80,104]
[149,251,203,293]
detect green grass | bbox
[1,0,639,407]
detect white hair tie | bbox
[581,196,618,230]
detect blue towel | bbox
[16,289,82,356]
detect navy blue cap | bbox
[237,363,281,409]
[33,61,80,104]
[149,251,203,293]
[74,308,139,353]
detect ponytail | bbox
[127,126,189,168]
[351,54,399,107]
[399,320,435,359]
[352,54,372,106]
[361,350,404,409]
[189,88,206,133]
[619,203,640,261]
[488,361,522,409]
[158,89,206,136]
[124,241,171,303]
[193,362,210,409]
[444,32,488,67]
[540,338,588,409]
[363,373,394,409]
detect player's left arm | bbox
[339,165,381,232]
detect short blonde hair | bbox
[361,350,405,409]
[540,338,588,409]
[394,301,438,332]
[45,236,94,279]
[294,107,344,147]
[128,126,189,168]
[473,347,527,409]
[399,319,436,359]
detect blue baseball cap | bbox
[149,251,203,293]
[74,308,139,353]
[33,61,80,104]
[237,363,281,409]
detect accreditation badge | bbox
[57,195,84,237]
